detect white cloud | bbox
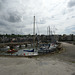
[0,0,75,35]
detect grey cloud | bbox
[72,30,75,34]
[0,23,22,34]
[0,0,6,10]
[0,27,15,34]
[0,0,23,23]
[0,21,6,26]
[0,0,75,35]
[0,2,2,10]
[0,0,5,2]
[8,13,21,23]
[64,25,75,34]
[0,0,3,10]
[3,11,22,23]
[71,16,75,18]
[0,20,8,26]
[68,0,75,7]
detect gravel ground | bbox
[0,42,75,75]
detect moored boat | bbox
[6,49,18,53]
[23,49,34,52]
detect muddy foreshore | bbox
[0,42,75,75]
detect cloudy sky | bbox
[0,0,75,35]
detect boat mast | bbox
[49,26,50,36]
[33,16,35,49]
[33,16,35,35]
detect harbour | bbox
[0,16,59,57]
[0,42,75,75]
[0,42,59,57]
[0,0,75,75]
